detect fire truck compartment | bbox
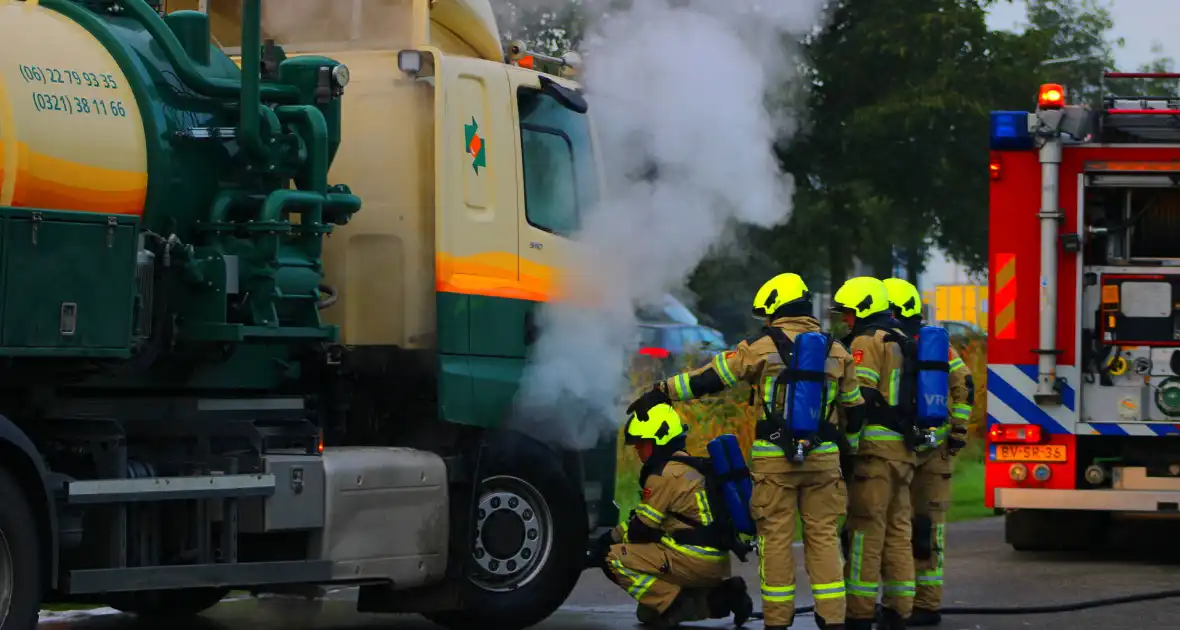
[1083,185,1180,263]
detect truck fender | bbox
[0,415,58,588]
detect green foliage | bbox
[493,0,1174,339]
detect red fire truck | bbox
[987,75,1180,550]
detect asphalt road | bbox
[37,517,1180,630]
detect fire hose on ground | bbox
[744,588,1180,621]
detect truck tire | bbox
[108,588,230,618]
[1006,509,1105,552]
[0,467,42,630]
[428,432,587,630]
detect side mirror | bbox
[540,76,588,114]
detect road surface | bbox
[37,517,1180,630]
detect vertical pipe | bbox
[238,0,268,161]
[1036,136,1063,404]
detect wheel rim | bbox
[470,475,553,592]
[0,527,12,625]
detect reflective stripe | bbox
[884,580,916,597]
[751,440,785,458]
[811,580,846,600]
[751,439,837,458]
[713,353,738,386]
[856,367,880,384]
[839,388,864,404]
[888,368,900,406]
[845,432,860,452]
[661,535,726,561]
[610,558,656,600]
[863,425,903,442]
[848,531,878,598]
[949,357,966,372]
[917,572,944,586]
[636,503,664,524]
[761,584,796,603]
[825,381,838,407]
[695,491,714,526]
[762,376,775,405]
[951,403,972,420]
[672,373,693,400]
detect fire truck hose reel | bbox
[748,588,1180,620]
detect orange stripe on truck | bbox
[436,252,557,302]
[1,140,146,215]
[994,253,1017,339]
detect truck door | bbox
[506,70,601,349]
[433,54,525,427]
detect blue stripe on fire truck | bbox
[988,364,1180,436]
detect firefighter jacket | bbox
[940,346,972,449]
[659,316,865,472]
[610,453,729,563]
[846,321,917,464]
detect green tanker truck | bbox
[0,1,616,628]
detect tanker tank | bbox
[0,0,359,388]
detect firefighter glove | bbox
[948,425,969,454]
[585,530,613,569]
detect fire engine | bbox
[987,75,1180,550]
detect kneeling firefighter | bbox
[642,273,866,630]
[882,278,973,627]
[831,277,917,630]
[586,396,753,629]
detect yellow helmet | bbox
[624,403,687,446]
[883,278,922,319]
[752,273,810,318]
[831,277,890,318]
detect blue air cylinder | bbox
[707,435,755,535]
[916,325,951,429]
[787,332,828,437]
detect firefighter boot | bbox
[877,607,907,630]
[636,604,660,626]
[845,619,875,630]
[908,608,942,626]
[815,614,846,630]
[706,577,753,626]
[649,591,698,630]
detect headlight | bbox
[331,64,350,89]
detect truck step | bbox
[67,560,333,594]
[66,473,276,504]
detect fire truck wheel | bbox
[108,588,231,618]
[1005,509,1106,552]
[0,467,40,630]
[426,431,587,630]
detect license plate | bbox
[994,444,1068,462]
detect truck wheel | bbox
[0,468,42,630]
[109,588,230,618]
[1006,509,1105,552]
[428,432,587,630]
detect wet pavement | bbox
[38,517,1180,630]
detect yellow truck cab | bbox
[153,0,611,626]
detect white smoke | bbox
[513,0,826,450]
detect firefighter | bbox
[639,272,865,630]
[831,276,917,630]
[586,396,753,629]
[882,278,972,627]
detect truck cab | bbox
[987,76,1180,550]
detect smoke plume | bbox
[514,0,826,450]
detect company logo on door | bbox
[465,116,487,174]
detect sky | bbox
[921,0,1180,292]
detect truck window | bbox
[518,87,598,237]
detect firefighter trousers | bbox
[911,449,952,611]
[845,455,916,621]
[749,465,848,627]
[603,540,730,617]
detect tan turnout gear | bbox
[883,277,975,620]
[832,277,917,628]
[604,457,731,618]
[659,308,865,628]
